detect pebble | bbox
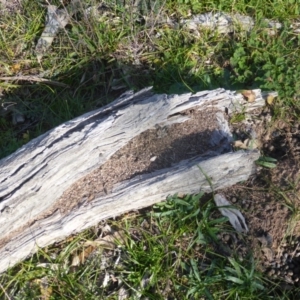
[277,121,286,130]
[241,246,247,253]
[231,197,237,203]
[270,261,276,268]
[291,127,298,134]
[265,244,300,283]
[280,141,286,148]
[265,204,271,210]
[276,263,281,269]
[224,234,231,242]
[272,130,280,138]
[268,145,275,151]
[12,112,25,125]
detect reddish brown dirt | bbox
[218,107,300,288]
[59,104,300,289]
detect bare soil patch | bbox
[216,108,300,289]
[0,0,22,14]
[54,100,300,291]
[49,103,300,290]
[4,89,300,293]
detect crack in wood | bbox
[0,87,272,273]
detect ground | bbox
[93,103,300,295]
[1,0,300,298]
[216,107,300,289]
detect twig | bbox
[0,75,69,87]
[0,282,11,300]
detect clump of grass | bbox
[1,192,292,299]
[230,112,246,124]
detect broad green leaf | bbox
[256,161,277,168]
[259,156,277,162]
[208,217,228,225]
[181,208,200,221]
[225,276,244,284]
[173,198,193,207]
[228,258,242,277]
[190,259,201,282]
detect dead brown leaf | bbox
[266,94,276,105]
[34,277,53,300]
[233,140,248,149]
[71,230,126,266]
[240,90,256,102]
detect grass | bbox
[0,192,295,299]
[1,0,300,158]
[0,0,300,298]
[0,193,273,299]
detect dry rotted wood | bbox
[0,87,274,273]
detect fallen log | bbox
[0,87,275,273]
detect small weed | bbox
[230,112,246,124]
[185,258,222,299]
[223,256,265,297]
[153,192,228,246]
[256,155,277,168]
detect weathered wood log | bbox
[0,87,275,273]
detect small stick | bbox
[0,75,69,87]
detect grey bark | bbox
[0,87,273,273]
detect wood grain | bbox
[0,87,273,273]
